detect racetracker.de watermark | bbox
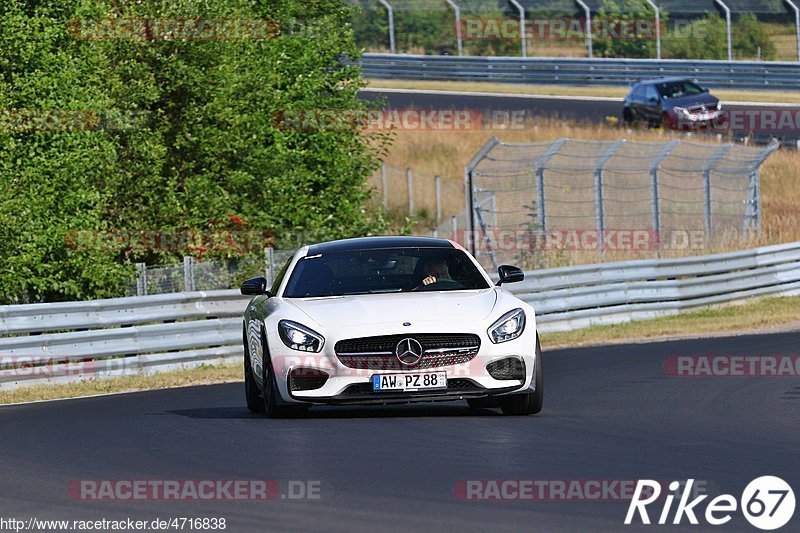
[67,479,321,501]
[0,109,149,132]
[452,479,709,501]
[459,229,707,252]
[665,356,800,377]
[273,109,529,132]
[67,18,279,41]
[64,228,273,255]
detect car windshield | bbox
[656,80,704,99]
[282,247,491,297]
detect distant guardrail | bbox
[1,242,799,390]
[361,54,800,91]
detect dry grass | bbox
[541,294,800,349]
[0,364,240,405]
[367,79,800,104]
[370,115,800,263]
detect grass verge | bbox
[0,364,240,406]
[2,295,799,405]
[367,79,800,104]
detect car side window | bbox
[631,85,645,100]
[270,257,292,295]
[645,85,659,102]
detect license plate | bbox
[372,371,447,392]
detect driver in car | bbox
[420,258,452,287]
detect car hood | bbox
[664,93,719,109]
[285,289,499,328]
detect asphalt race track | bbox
[361,89,800,145]
[1,331,798,532]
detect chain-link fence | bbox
[464,137,779,270]
[128,248,297,296]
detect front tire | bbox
[499,336,543,416]
[244,328,265,413]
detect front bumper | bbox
[266,323,538,406]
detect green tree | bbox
[0,0,389,303]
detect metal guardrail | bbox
[1,242,799,390]
[361,53,800,91]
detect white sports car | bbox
[241,236,542,417]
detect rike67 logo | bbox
[626,477,795,530]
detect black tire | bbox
[622,107,634,125]
[243,327,265,413]
[499,335,543,416]
[261,330,308,419]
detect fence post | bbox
[136,262,147,296]
[594,141,624,252]
[508,0,527,58]
[445,0,463,56]
[435,175,442,224]
[649,140,680,246]
[378,0,396,53]
[183,256,195,292]
[451,216,458,243]
[406,167,414,215]
[534,138,568,234]
[464,137,501,256]
[381,162,388,209]
[265,246,275,287]
[575,0,593,58]
[703,144,732,237]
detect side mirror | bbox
[241,276,270,296]
[701,87,710,93]
[496,265,524,286]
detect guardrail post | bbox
[435,175,442,224]
[575,0,593,58]
[786,1,800,61]
[594,141,624,252]
[649,140,680,246]
[406,167,414,215]
[183,256,195,292]
[534,138,568,234]
[378,0,396,54]
[445,0,463,56]
[136,263,147,296]
[508,0,527,58]
[703,144,733,237]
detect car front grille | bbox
[335,333,480,370]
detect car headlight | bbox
[278,320,324,352]
[674,107,690,116]
[716,101,723,111]
[488,308,526,344]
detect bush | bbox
[0,0,389,303]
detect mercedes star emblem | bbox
[395,338,423,366]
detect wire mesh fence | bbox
[128,249,297,296]
[464,136,779,270]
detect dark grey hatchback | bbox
[623,77,724,130]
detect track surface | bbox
[361,89,799,142]
[1,331,799,532]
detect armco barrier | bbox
[1,242,799,390]
[361,54,800,91]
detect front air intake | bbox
[486,357,525,381]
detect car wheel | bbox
[244,327,265,413]
[499,335,543,416]
[261,329,308,419]
[661,112,672,130]
[622,107,634,125]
